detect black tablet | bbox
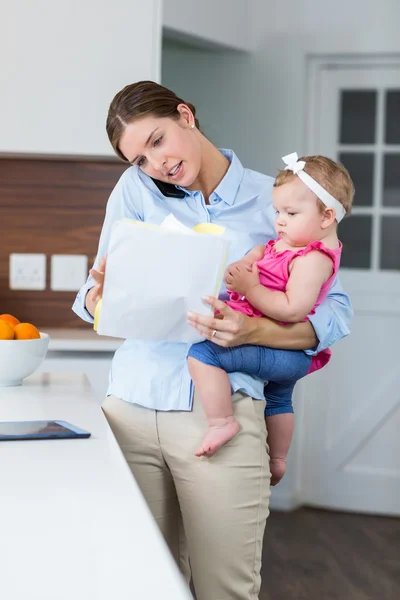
[0,420,91,441]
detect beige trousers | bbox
[102,392,271,600]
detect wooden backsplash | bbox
[0,157,127,328]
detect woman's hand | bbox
[86,256,107,316]
[187,296,259,347]
[188,296,318,350]
[90,256,107,302]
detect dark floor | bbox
[260,507,400,600]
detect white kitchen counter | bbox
[46,328,122,352]
[0,372,192,600]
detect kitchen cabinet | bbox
[1,0,162,156]
[163,0,252,51]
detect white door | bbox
[300,60,400,515]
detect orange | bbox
[0,314,20,328]
[0,319,15,340]
[14,323,41,340]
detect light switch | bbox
[9,254,47,290]
[51,255,88,292]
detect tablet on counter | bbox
[0,420,91,441]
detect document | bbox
[95,215,230,343]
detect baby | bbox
[188,153,354,484]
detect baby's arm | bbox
[246,250,333,322]
[242,244,265,265]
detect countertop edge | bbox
[44,329,123,352]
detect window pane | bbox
[385,90,400,144]
[380,217,400,270]
[339,152,374,206]
[339,216,372,269]
[339,90,377,144]
[383,154,400,206]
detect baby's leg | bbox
[264,375,306,485]
[264,387,294,485]
[258,349,312,485]
[187,343,240,457]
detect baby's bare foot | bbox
[195,417,240,457]
[270,458,287,486]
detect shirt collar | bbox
[177,149,244,206]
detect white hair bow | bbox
[281,152,346,223]
[282,152,306,174]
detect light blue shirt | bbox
[72,150,352,410]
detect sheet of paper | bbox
[96,216,230,343]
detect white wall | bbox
[1,0,162,156]
[162,39,255,157]
[252,0,400,39]
[249,0,400,171]
[164,0,400,172]
[163,0,253,51]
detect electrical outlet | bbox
[50,255,88,292]
[9,254,47,290]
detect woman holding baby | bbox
[73,81,352,600]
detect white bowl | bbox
[0,333,49,386]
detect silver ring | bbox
[211,329,217,338]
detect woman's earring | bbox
[190,124,195,129]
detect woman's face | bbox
[118,105,202,188]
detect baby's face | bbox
[272,179,326,247]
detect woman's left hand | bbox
[187,296,258,347]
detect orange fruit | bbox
[0,319,15,340]
[14,323,41,340]
[0,314,20,328]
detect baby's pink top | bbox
[227,239,342,374]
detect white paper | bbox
[97,216,230,343]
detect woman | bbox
[73,81,352,600]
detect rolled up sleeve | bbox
[72,278,96,324]
[306,275,353,355]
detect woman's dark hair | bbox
[106,81,200,162]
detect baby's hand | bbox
[225,262,260,296]
[224,259,252,284]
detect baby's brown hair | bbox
[274,155,354,217]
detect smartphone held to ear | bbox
[0,420,91,441]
